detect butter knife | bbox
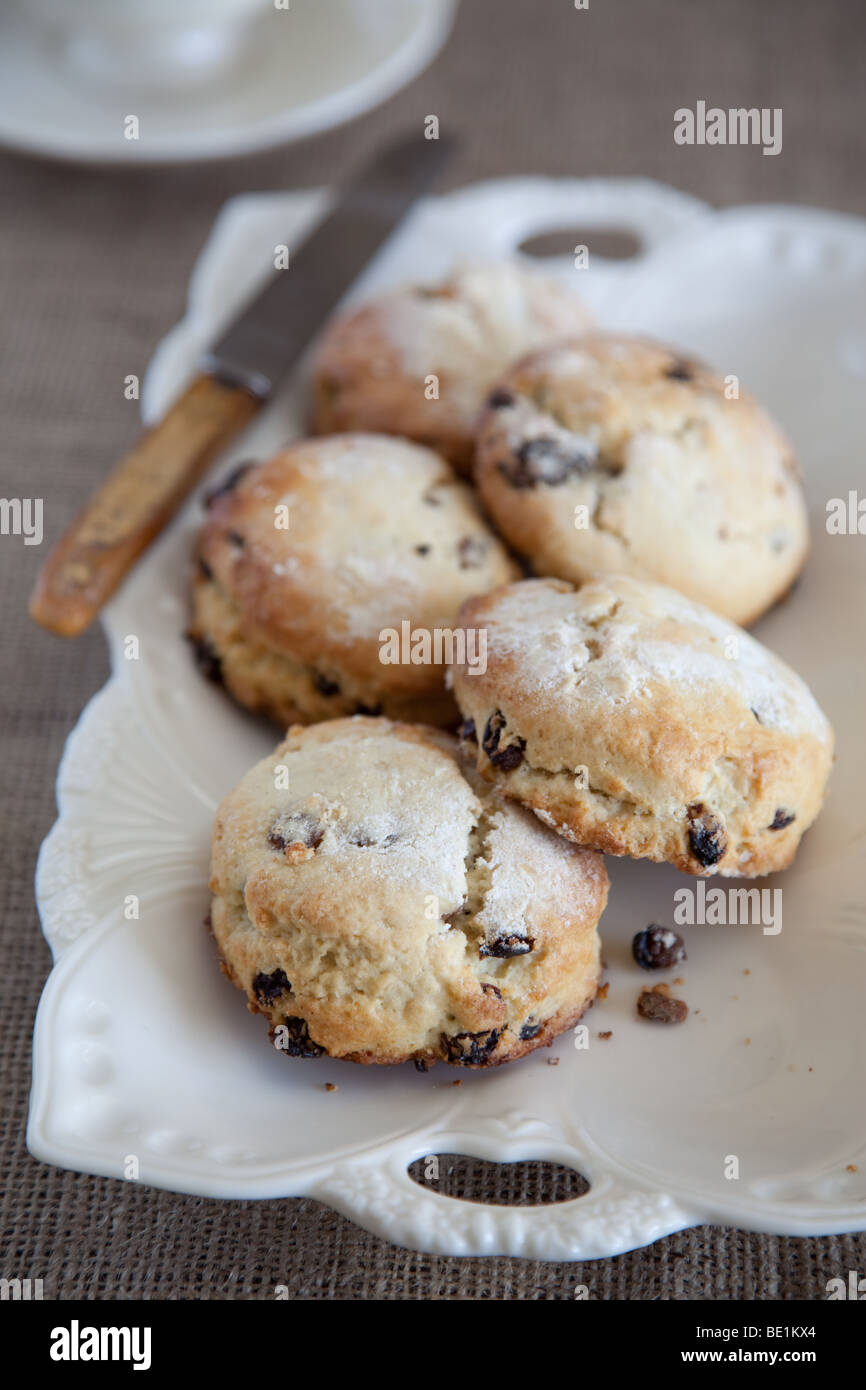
[30,132,454,636]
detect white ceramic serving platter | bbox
[30,178,866,1260]
[0,0,456,164]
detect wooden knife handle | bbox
[29,373,260,637]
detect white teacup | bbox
[27,0,271,89]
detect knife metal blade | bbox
[204,131,457,398]
[30,132,455,637]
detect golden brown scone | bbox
[189,435,518,728]
[475,334,809,624]
[210,718,609,1067]
[451,576,834,878]
[310,261,594,472]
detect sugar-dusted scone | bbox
[475,334,809,625]
[189,435,518,728]
[310,261,594,473]
[210,718,609,1067]
[451,576,833,878]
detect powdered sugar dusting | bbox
[475,800,597,934]
[379,261,592,419]
[243,435,511,645]
[479,577,831,740]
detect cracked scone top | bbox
[210,718,608,1067]
[451,576,834,878]
[189,434,517,728]
[310,261,594,473]
[475,334,809,624]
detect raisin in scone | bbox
[189,435,518,728]
[310,261,594,473]
[475,334,809,624]
[451,576,833,878]
[210,718,609,1067]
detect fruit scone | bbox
[210,718,609,1068]
[189,434,518,728]
[310,261,594,473]
[451,575,833,878]
[475,334,809,625]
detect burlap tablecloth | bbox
[2,0,864,1299]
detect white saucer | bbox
[0,0,457,164]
